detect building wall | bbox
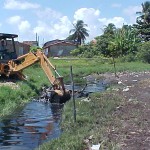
[17,42,30,56]
[23,41,38,47]
[5,41,30,57]
[47,43,77,57]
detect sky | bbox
[0,0,144,46]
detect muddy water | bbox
[0,79,106,150]
[66,79,106,96]
[0,102,63,150]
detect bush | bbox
[118,53,138,62]
[137,41,150,63]
[30,46,41,52]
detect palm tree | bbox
[135,1,150,41]
[69,20,89,45]
[103,23,116,35]
[136,1,150,24]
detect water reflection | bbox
[0,102,62,150]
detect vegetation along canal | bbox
[0,78,106,150]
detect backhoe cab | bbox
[0,33,71,103]
[0,33,18,62]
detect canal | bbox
[0,79,106,150]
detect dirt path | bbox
[103,71,150,150]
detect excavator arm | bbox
[10,50,59,85]
[1,50,70,101]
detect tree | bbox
[135,1,150,41]
[106,25,139,76]
[137,41,150,63]
[103,23,116,35]
[69,20,89,45]
[94,23,116,56]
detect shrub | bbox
[30,46,41,52]
[70,48,81,56]
[137,41,150,63]
[118,53,138,62]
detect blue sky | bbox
[0,0,144,45]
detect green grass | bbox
[51,58,150,83]
[0,64,49,118]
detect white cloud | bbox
[18,20,31,32]
[53,16,72,37]
[32,7,73,41]
[33,15,72,41]
[73,8,101,41]
[74,8,100,22]
[123,6,141,16]
[7,16,21,24]
[7,15,31,33]
[99,17,126,28]
[123,5,142,23]
[73,8,127,41]
[111,3,122,8]
[4,0,40,10]
[5,6,128,44]
[33,22,46,35]
[35,8,62,21]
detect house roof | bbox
[0,33,18,39]
[43,39,77,49]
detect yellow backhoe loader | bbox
[0,33,71,103]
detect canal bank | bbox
[0,77,106,150]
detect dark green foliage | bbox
[107,25,140,57]
[95,34,113,56]
[70,43,99,58]
[137,41,150,63]
[134,1,150,41]
[95,23,116,57]
[69,23,140,61]
[118,53,138,62]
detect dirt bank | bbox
[102,71,150,150]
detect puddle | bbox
[0,102,63,150]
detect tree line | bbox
[68,1,150,63]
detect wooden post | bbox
[55,65,56,78]
[70,66,76,122]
